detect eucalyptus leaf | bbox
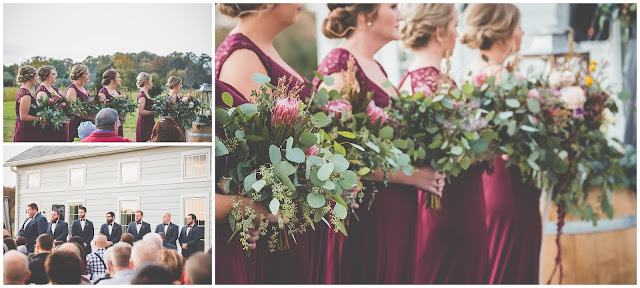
[252,179,266,192]
[215,136,229,156]
[526,98,541,113]
[471,139,489,154]
[350,143,365,151]
[379,126,394,139]
[317,163,335,181]
[269,198,280,215]
[269,145,282,165]
[301,132,318,147]
[275,161,297,176]
[307,193,326,208]
[333,204,348,219]
[221,92,234,107]
[450,146,463,155]
[324,75,335,86]
[329,155,349,173]
[238,103,258,116]
[338,131,356,139]
[286,148,306,163]
[243,173,257,192]
[251,73,271,85]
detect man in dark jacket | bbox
[18,203,48,253]
[178,214,202,259]
[27,234,54,284]
[70,207,94,254]
[99,212,122,247]
[46,209,68,242]
[126,210,151,242]
[154,213,179,248]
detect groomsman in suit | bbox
[18,203,48,253]
[155,213,179,248]
[46,209,68,242]
[126,210,151,242]
[99,211,122,247]
[71,207,94,254]
[178,213,202,259]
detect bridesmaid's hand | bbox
[247,223,260,250]
[411,167,446,197]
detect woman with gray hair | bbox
[136,72,155,142]
[80,108,132,142]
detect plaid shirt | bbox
[85,247,107,278]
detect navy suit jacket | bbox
[178,225,202,259]
[155,222,179,247]
[71,219,94,253]
[46,220,68,242]
[99,223,122,244]
[18,213,48,252]
[126,221,151,242]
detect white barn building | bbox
[4,145,212,253]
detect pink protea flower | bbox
[473,73,488,87]
[305,145,319,156]
[323,99,352,119]
[527,89,541,101]
[271,97,300,129]
[366,101,388,125]
[48,98,55,104]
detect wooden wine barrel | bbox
[188,122,212,142]
[541,188,637,284]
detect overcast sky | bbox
[3,146,31,187]
[3,3,212,65]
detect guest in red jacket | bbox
[80,108,133,142]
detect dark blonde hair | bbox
[159,249,185,282]
[69,64,88,81]
[17,65,37,84]
[150,116,185,142]
[136,72,152,88]
[460,3,521,51]
[400,4,456,49]
[101,69,119,86]
[165,76,182,89]
[217,3,275,18]
[322,4,380,39]
[36,66,56,83]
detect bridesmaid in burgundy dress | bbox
[98,69,125,137]
[35,66,67,142]
[398,4,490,284]
[66,64,93,141]
[135,72,155,142]
[216,4,314,284]
[461,4,542,284]
[13,65,42,142]
[314,4,446,284]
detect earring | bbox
[367,22,372,27]
[437,37,443,42]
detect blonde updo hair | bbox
[322,4,380,39]
[36,66,56,83]
[16,65,37,84]
[217,3,275,18]
[400,4,456,49]
[101,69,119,86]
[460,3,521,51]
[69,64,88,81]
[158,249,185,282]
[165,76,182,89]
[136,72,152,88]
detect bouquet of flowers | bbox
[103,94,137,123]
[71,93,104,119]
[215,75,357,254]
[308,55,412,211]
[153,94,203,130]
[391,72,496,209]
[32,91,74,130]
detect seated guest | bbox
[4,250,31,284]
[92,247,112,284]
[159,249,185,284]
[120,233,134,246]
[15,236,28,255]
[142,233,163,250]
[4,238,16,251]
[130,239,160,269]
[45,250,83,284]
[184,252,211,284]
[130,264,174,284]
[27,234,54,284]
[75,121,96,142]
[85,234,108,280]
[56,242,91,285]
[96,243,134,285]
[157,232,177,250]
[80,108,133,142]
[67,236,87,257]
[150,116,185,142]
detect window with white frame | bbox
[184,197,206,252]
[120,162,139,183]
[68,203,84,224]
[119,200,138,235]
[184,154,207,178]
[69,167,84,187]
[27,172,40,189]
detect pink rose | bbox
[560,86,587,110]
[182,96,189,103]
[549,70,576,89]
[366,101,388,126]
[61,102,67,107]
[473,73,488,87]
[323,99,352,119]
[48,98,54,104]
[526,89,541,101]
[99,98,104,103]
[514,72,525,82]
[305,145,319,156]
[271,97,300,129]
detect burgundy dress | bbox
[13,88,43,142]
[215,33,314,284]
[36,85,67,142]
[99,87,124,137]
[399,67,490,284]
[67,84,91,141]
[136,91,154,142]
[313,48,416,284]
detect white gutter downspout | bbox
[10,166,19,237]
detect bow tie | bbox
[187,225,192,228]
[51,221,56,224]
[136,222,141,225]
[108,224,113,226]
[164,224,168,226]
[80,219,85,222]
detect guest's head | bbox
[17,65,37,86]
[95,108,119,132]
[3,229,9,237]
[102,69,120,87]
[45,250,82,284]
[35,234,54,253]
[157,232,166,242]
[69,64,90,84]
[27,203,39,218]
[54,240,65,247]
[130,239,160,268]
[15,236,26,247]
[3,250,30,284]
[36,65,57,84]
[3,243,8,253]
[165,76,183,91]
[64,238,85,258]
[94,234,107,249]
[142,233,162,250]
[130,263,173,284]
[184,252,212,284]
[103,245,114,276]
[150,116,185,142]
[159,249,185,284]
[400,3,458,57]
[78,121,96,139]
[461,3,523,54]
[120,233,134,246]
[3,238,16,251]
[136,72,152,89]
[109,242,133,273]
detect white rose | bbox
[560,70,576,87]
[182,96,189,103]
[560,86,586,110]
[189,102,195,108]
[548,70,562,89]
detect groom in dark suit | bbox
[46,209,68,242]
[155,213,179,248]
[18,203,48,253]
[71,207,94,254]
[99,211,122,247]
[178,213,202,259]
[126,210,151,242]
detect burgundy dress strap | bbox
[99,87,122,100]
[68,83,89,101]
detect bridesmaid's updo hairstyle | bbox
[400,4,455,49]
[101,69,119,86]
[322,4,380,39]
[36,66,56,83]
[218,3,275,18]
[136,72,152,88]
[165,76,182,89]
[69,64,88,81]
[460,3,521,50]
[16,65,37,84]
